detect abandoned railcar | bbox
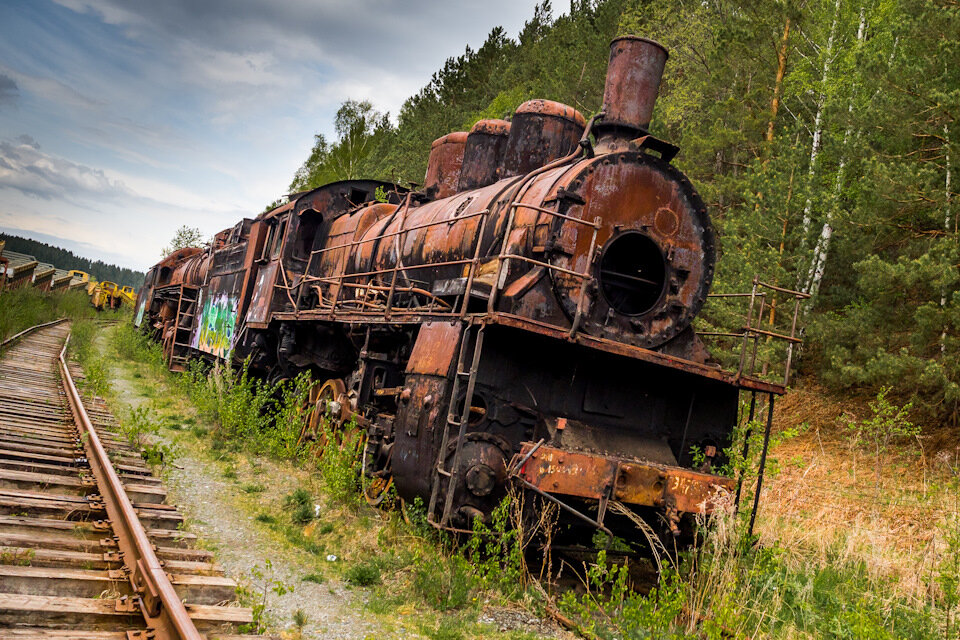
[136,36,805,543]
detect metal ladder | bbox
[168,285,198,371]
[428,322,486,529]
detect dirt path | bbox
[98,333,380,639]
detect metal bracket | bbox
[132,558,163,617]
[114,595,138,613]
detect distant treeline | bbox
[1,233,145,289]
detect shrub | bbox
[122,406,158,448]
[344,560,381,586]
[413,554,474,611]
[315,418,362,502]
[284,488,312,509]
[291,502,314,525]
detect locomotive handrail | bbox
[699,279,806,386]
[294,195,606,331]
[509,202,603,228]
[302,258,481,283]
[295,211,492,315]
[306,208,490,258]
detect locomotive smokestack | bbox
[598,36,668,137]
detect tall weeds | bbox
[0,288,105,341]
[104,320,960,638]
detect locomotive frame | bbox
[134,36,807,545]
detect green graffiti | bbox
[192,293,237,358]
[134,300,146,327]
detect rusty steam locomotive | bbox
[135,36,801,542]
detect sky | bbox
[0,0,542,271]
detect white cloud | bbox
[0,64,104,111]
[1,0,544,270]
[0,137,131,200]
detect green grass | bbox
[344,560,381,587]
[0,288,106,342]
[302,571,325,584]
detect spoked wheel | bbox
[296,378,355,458]
[361,433,393,506]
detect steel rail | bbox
[57,330,203,640]
[0,317,68,348]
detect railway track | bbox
[0,321,265,639]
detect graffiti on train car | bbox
[192,292,237,358]
[134,299,146,327]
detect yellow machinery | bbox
[91,281,121,310]
[119,285,136,307]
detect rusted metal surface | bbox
[458,119,511,192]
[0,322,259,638]
[406,322,462,376]
[598,36,669,134]
[58,332,202,639]
[514,443,734,514]
[424,132,468,200]
[502,100,585,178]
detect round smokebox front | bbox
[547,152,715,348]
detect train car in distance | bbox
[135,36,808,546]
